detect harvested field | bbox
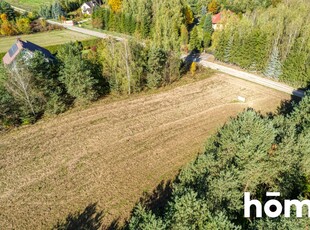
[0,73,290,229]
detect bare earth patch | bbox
[0,73,290,229]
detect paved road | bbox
[191,55,305,98]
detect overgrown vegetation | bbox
[127,92,310,229]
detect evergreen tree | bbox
[128,204,166,230]
[146,47,167,89]
[39,5,52,19]
[58,43,99,103]
[51,1,65,20]
[281,38,310,87]
[190,26,201,51]
[180,24,189,49]
[126,95,310,228]
[136,0,151,37]
[203,32,212,49]
[108,11,116,30]
[201,6,207,17]
[27,52,69,114]
[264,45,282,79]
[0,71,20,129]
[203,13,213,34]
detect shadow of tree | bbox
[181,51,202,75]
[138,180,173,217]
[53,203,104,230]
[103,217,121,230]
[276,95,302,116]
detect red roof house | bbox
[212,12,222,24]
[211,11,233,30]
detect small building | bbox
[212,10,233,31]
[2,39,54,67]
[212,12,223,30]
[81,0,100,15]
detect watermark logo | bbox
[244,192,310,218]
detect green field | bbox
[0,30,94,53]
[5,0,53,11]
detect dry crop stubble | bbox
[0,73,290,229]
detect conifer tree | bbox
[51,1,65,20]
[180,24,189,48]
[264,45,282,79]
[203,32,212,49]
[189,26,201,51]
[203,13,213,34]
[58,43,99,103]
[224,36,233,63]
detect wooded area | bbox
[127,93,310,229]
[213,0,310,88]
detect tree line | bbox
[213,0,310,88]
[0,37,188,130]
[127,92,310,229]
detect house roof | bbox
[212,12,222,24]
[212,10,233,24]
[2,39,54,65]
[83,0,98,8]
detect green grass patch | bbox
[0,30,95,53]
[5,0,53,11]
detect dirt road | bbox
[185,54,305,98]
[0,74,289,229]
[46,20,125,41]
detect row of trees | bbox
[39,1,66,20]
[93,0,216,53]
[97,0,277,55]
[0,37,186,130]
[91,38,182,94]
[92,8,136,35]
[213,0,310,87]
[185,0,279,17]
[38,0,90,19]
[127,91,310,229]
